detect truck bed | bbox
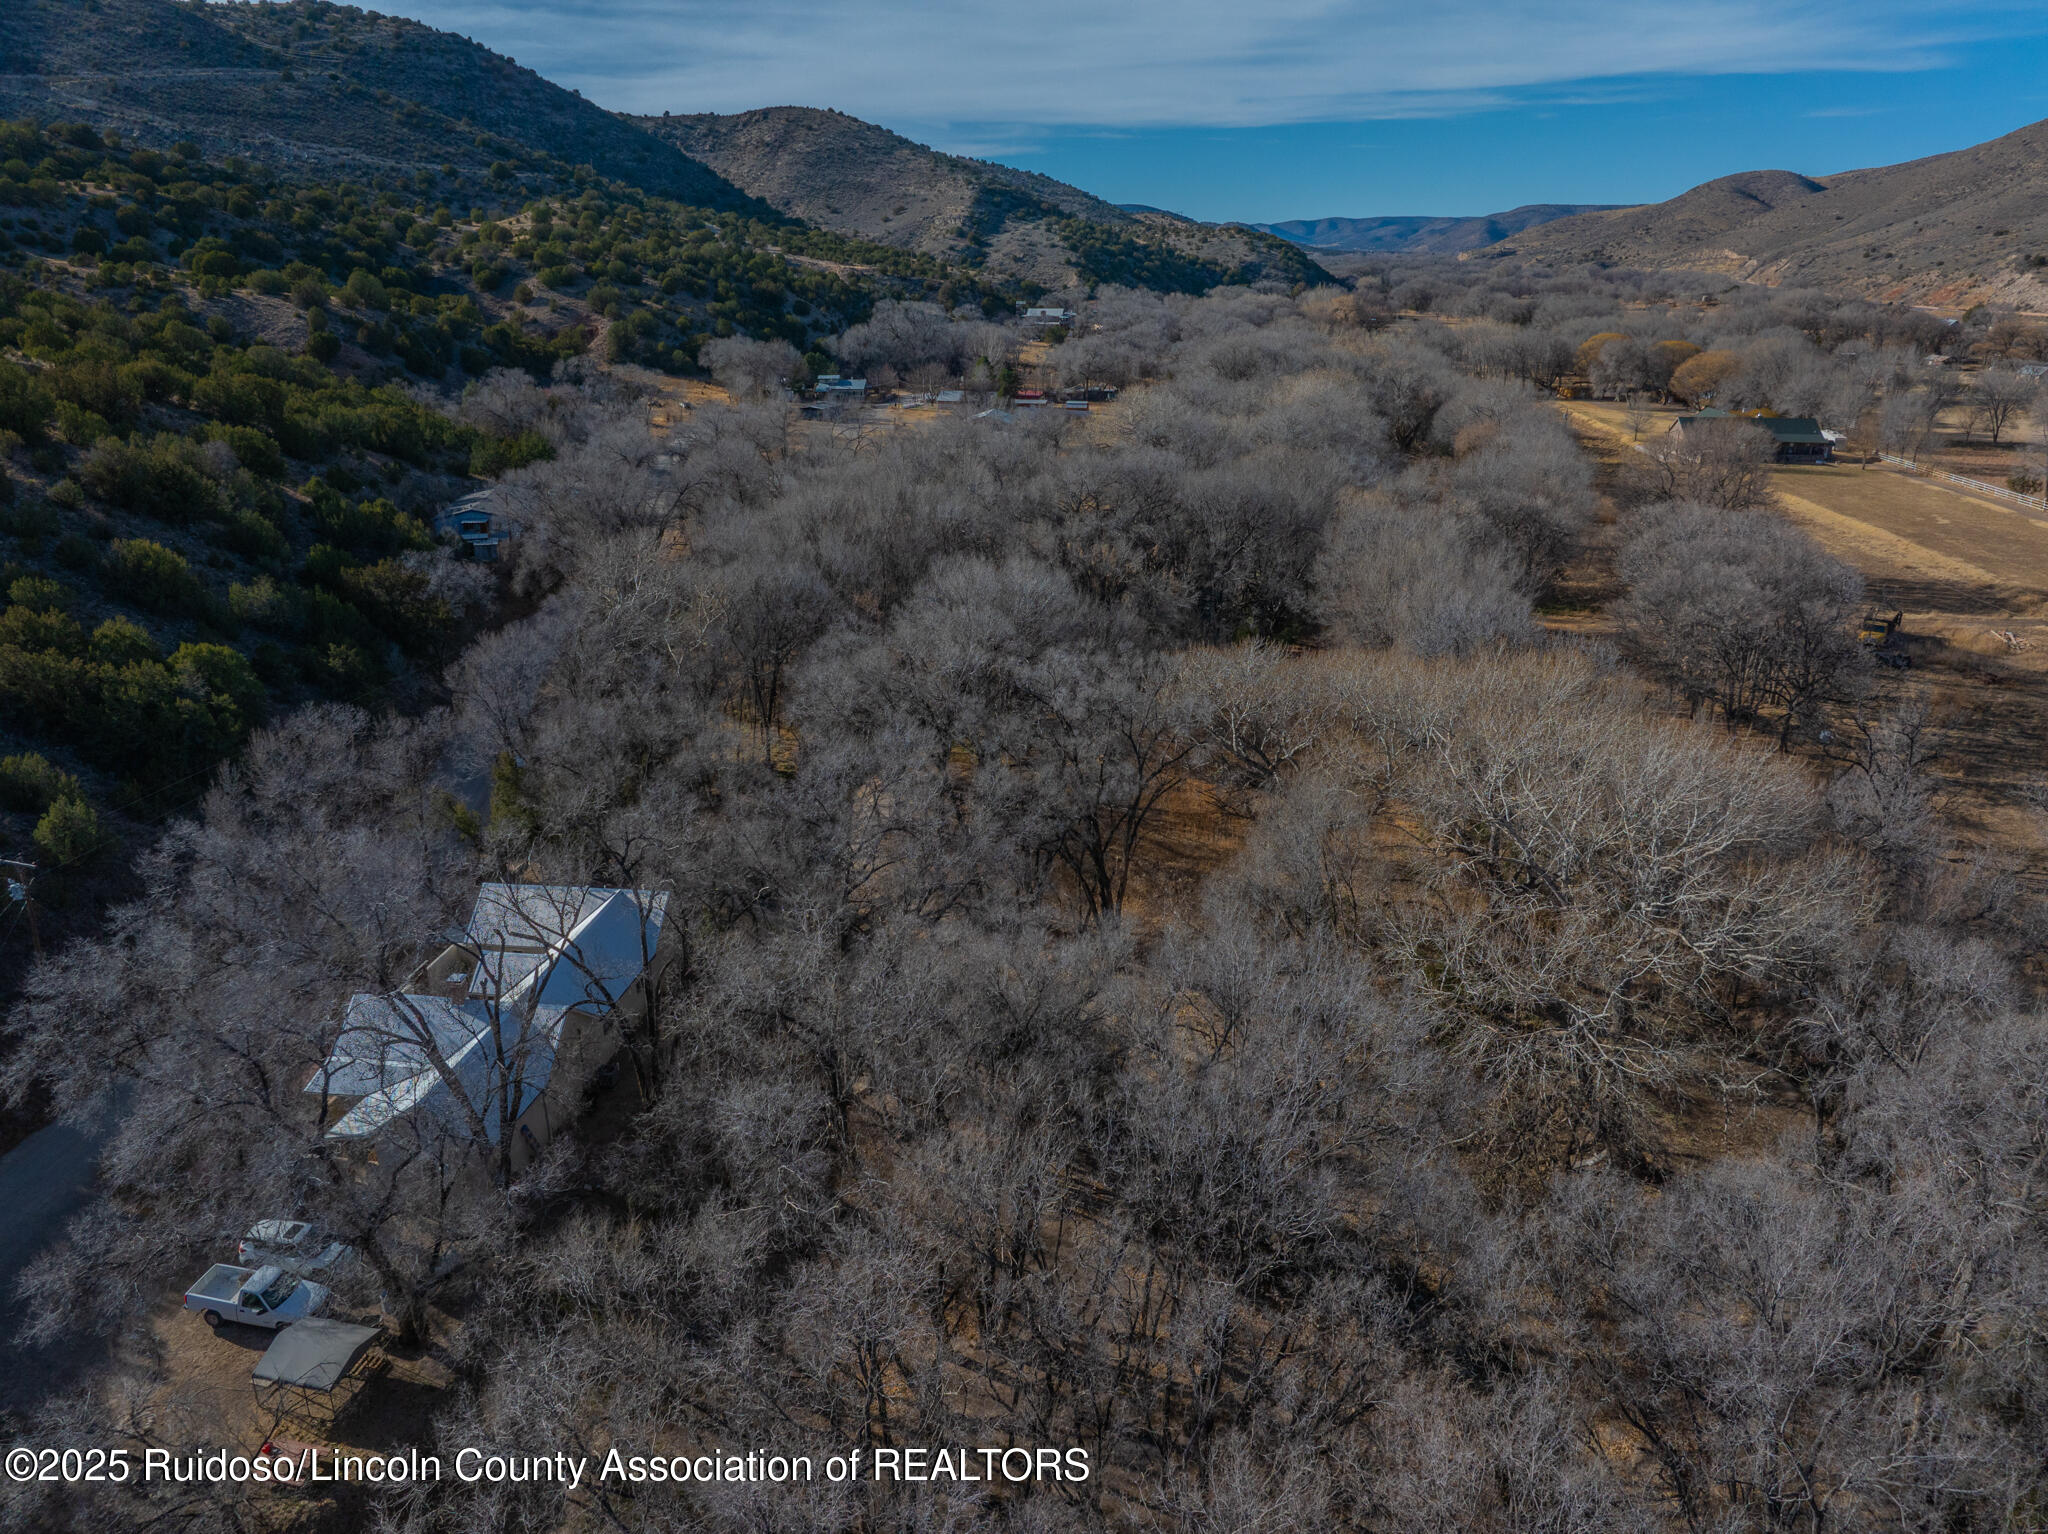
[188,1264,251,1303]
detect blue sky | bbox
[382,0,2048,222]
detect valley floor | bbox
[1559,397,2048,926]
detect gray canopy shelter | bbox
[251,1318,382,1418]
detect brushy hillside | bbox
[638,106,1334,293]
[1258,204,1627,254]
[1492,123,2048,308]
[0,0,759,211]
[0,108,997,900]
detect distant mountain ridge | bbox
[634,107,1332,291]
[0,0,1328,295]
[1489,125,2048,307]
[1258,204,1627,254]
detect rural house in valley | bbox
[307,884,672,1175]
[1672,407,1835,463]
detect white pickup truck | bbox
[183,1263,330,1330]
[237,1219,353,1277]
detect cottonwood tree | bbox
[1627,417,1777,510]
[1316,499,1535,656]
[1966,365,2036,444]
[1618,501,1868,744]
[1449,414,1596,587]
[698,335,801,400]
[1355,650,1868,1160]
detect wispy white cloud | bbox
[384,0,2042,133]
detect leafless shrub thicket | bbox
[1618,500,1869,743]
[4,273,2043,1534]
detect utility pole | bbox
[3,858,40,957]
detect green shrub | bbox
[0,644,86,732]
[88,615,159,666]
[7,574,68,611]
[33,792,104,866]
[46,359,141,427]
[192,373,288,434]
[81,654,250,781]
[199,423,285,480]
[171,641,265,726]
[0,497,59,540]
[80,435,225,523]
[103,538,204,613]
[343,269,388,309]
[213,505,286,562]
[118,358,186,404]
[52,401,111,447]
[469,428,553,478]
[0,752,79,813]
[0,602,85,655]
[229,574,300,633]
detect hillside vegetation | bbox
[1492,121,2048,308]
[0,0,756,209]
[0,106,1009,906]
[640,106,1333,292]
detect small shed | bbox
[252,1318,382,1420]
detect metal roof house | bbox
[1672,408,1833,464]
[432,490,519,563]
[308,885,671,1173]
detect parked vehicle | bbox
[237,1219,353,1276]
[184,1263,330,1330]
[1859,610,1911,669]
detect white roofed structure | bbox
[308,884,670,1169]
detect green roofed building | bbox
[1672,407,1834,463]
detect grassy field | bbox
[1559,397,2048,912]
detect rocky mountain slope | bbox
[635,107,1330,291]
[1491,123,2048,308]
[0,0,759,210]
[1258,203,1624,254]
[2,0,1325,295]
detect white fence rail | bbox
[1878,453,2048,513]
